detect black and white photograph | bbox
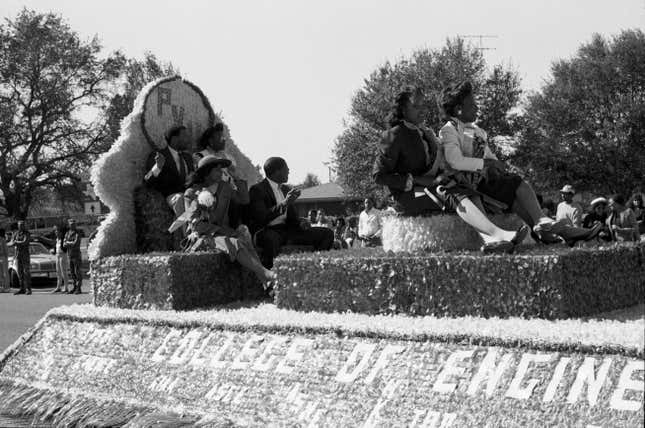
[0,0,643,426]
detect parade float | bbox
[0,77,643,427]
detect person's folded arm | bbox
[373,130,412,191]
[439,126,484,172]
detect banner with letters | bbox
[1,315,643,427]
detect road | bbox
[0,278,92,352]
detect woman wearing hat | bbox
[182,155,275,284]
[583,197,611,241]
[438,81,601,246]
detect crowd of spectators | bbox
[541,185,643,243]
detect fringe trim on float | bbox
[0,382,204,428]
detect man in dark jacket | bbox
[248,157,334,268]
[11,221,31,295]
[63,219,83,294]
[144,125,194,216]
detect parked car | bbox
[7,242,58,287]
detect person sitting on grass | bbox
[627,192,644,234]
[343,216,358,248]
[606,194,640,242]
[373,86,530,253]
[556,185,583,227]
[583,197,612,241]
[438,81,602,248]
[181,156,276,285]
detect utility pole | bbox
[322,161,334,183]
[458,34,498,53]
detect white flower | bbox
[197,190,216,207]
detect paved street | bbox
[0,279,91,352]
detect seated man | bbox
[358,197,382,246]
[249,157,334,268]
[144,125,194,216]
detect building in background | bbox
[293,183,362,218]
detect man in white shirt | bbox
[556,185,583,227]
[358,197,382,247]
[249,157,334,268]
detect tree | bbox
[513,29,645,194]
[0,9,124,219]
[333,38,522,197]
[300,173,321,189]
[104,52,177,143]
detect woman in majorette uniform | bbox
[373,87,529,253]
[438,80,601,247]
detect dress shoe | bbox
[13,289,25,295]
[480,240,515,254]
[511,225,530,246]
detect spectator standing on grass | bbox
[358,197,382,247]
[0,228,9,293]
[50,224,69,293]
[11,221,31,295]
[556,185,583,227]
[607,194,640,242]
[64,219,83,294]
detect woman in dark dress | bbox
[182,156,275,284]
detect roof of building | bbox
[295,182,361,202]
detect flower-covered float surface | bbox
[89,75,261,260]
[0,305,642,427]
[273,243,645,319]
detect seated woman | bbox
[438,81,601,247]
[373,87,528,253]
[607,194,640,242]
[182,155,275,285]
[583,197,612,241]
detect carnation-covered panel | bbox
[141,76,214,150]
[1,316,642,427]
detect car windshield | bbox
[29,243,50,255]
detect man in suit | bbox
[63,219,83,294]
[249,157,334,268]
[11,221,31,295]
[144,125,195,216]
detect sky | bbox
[2,0,644,184]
